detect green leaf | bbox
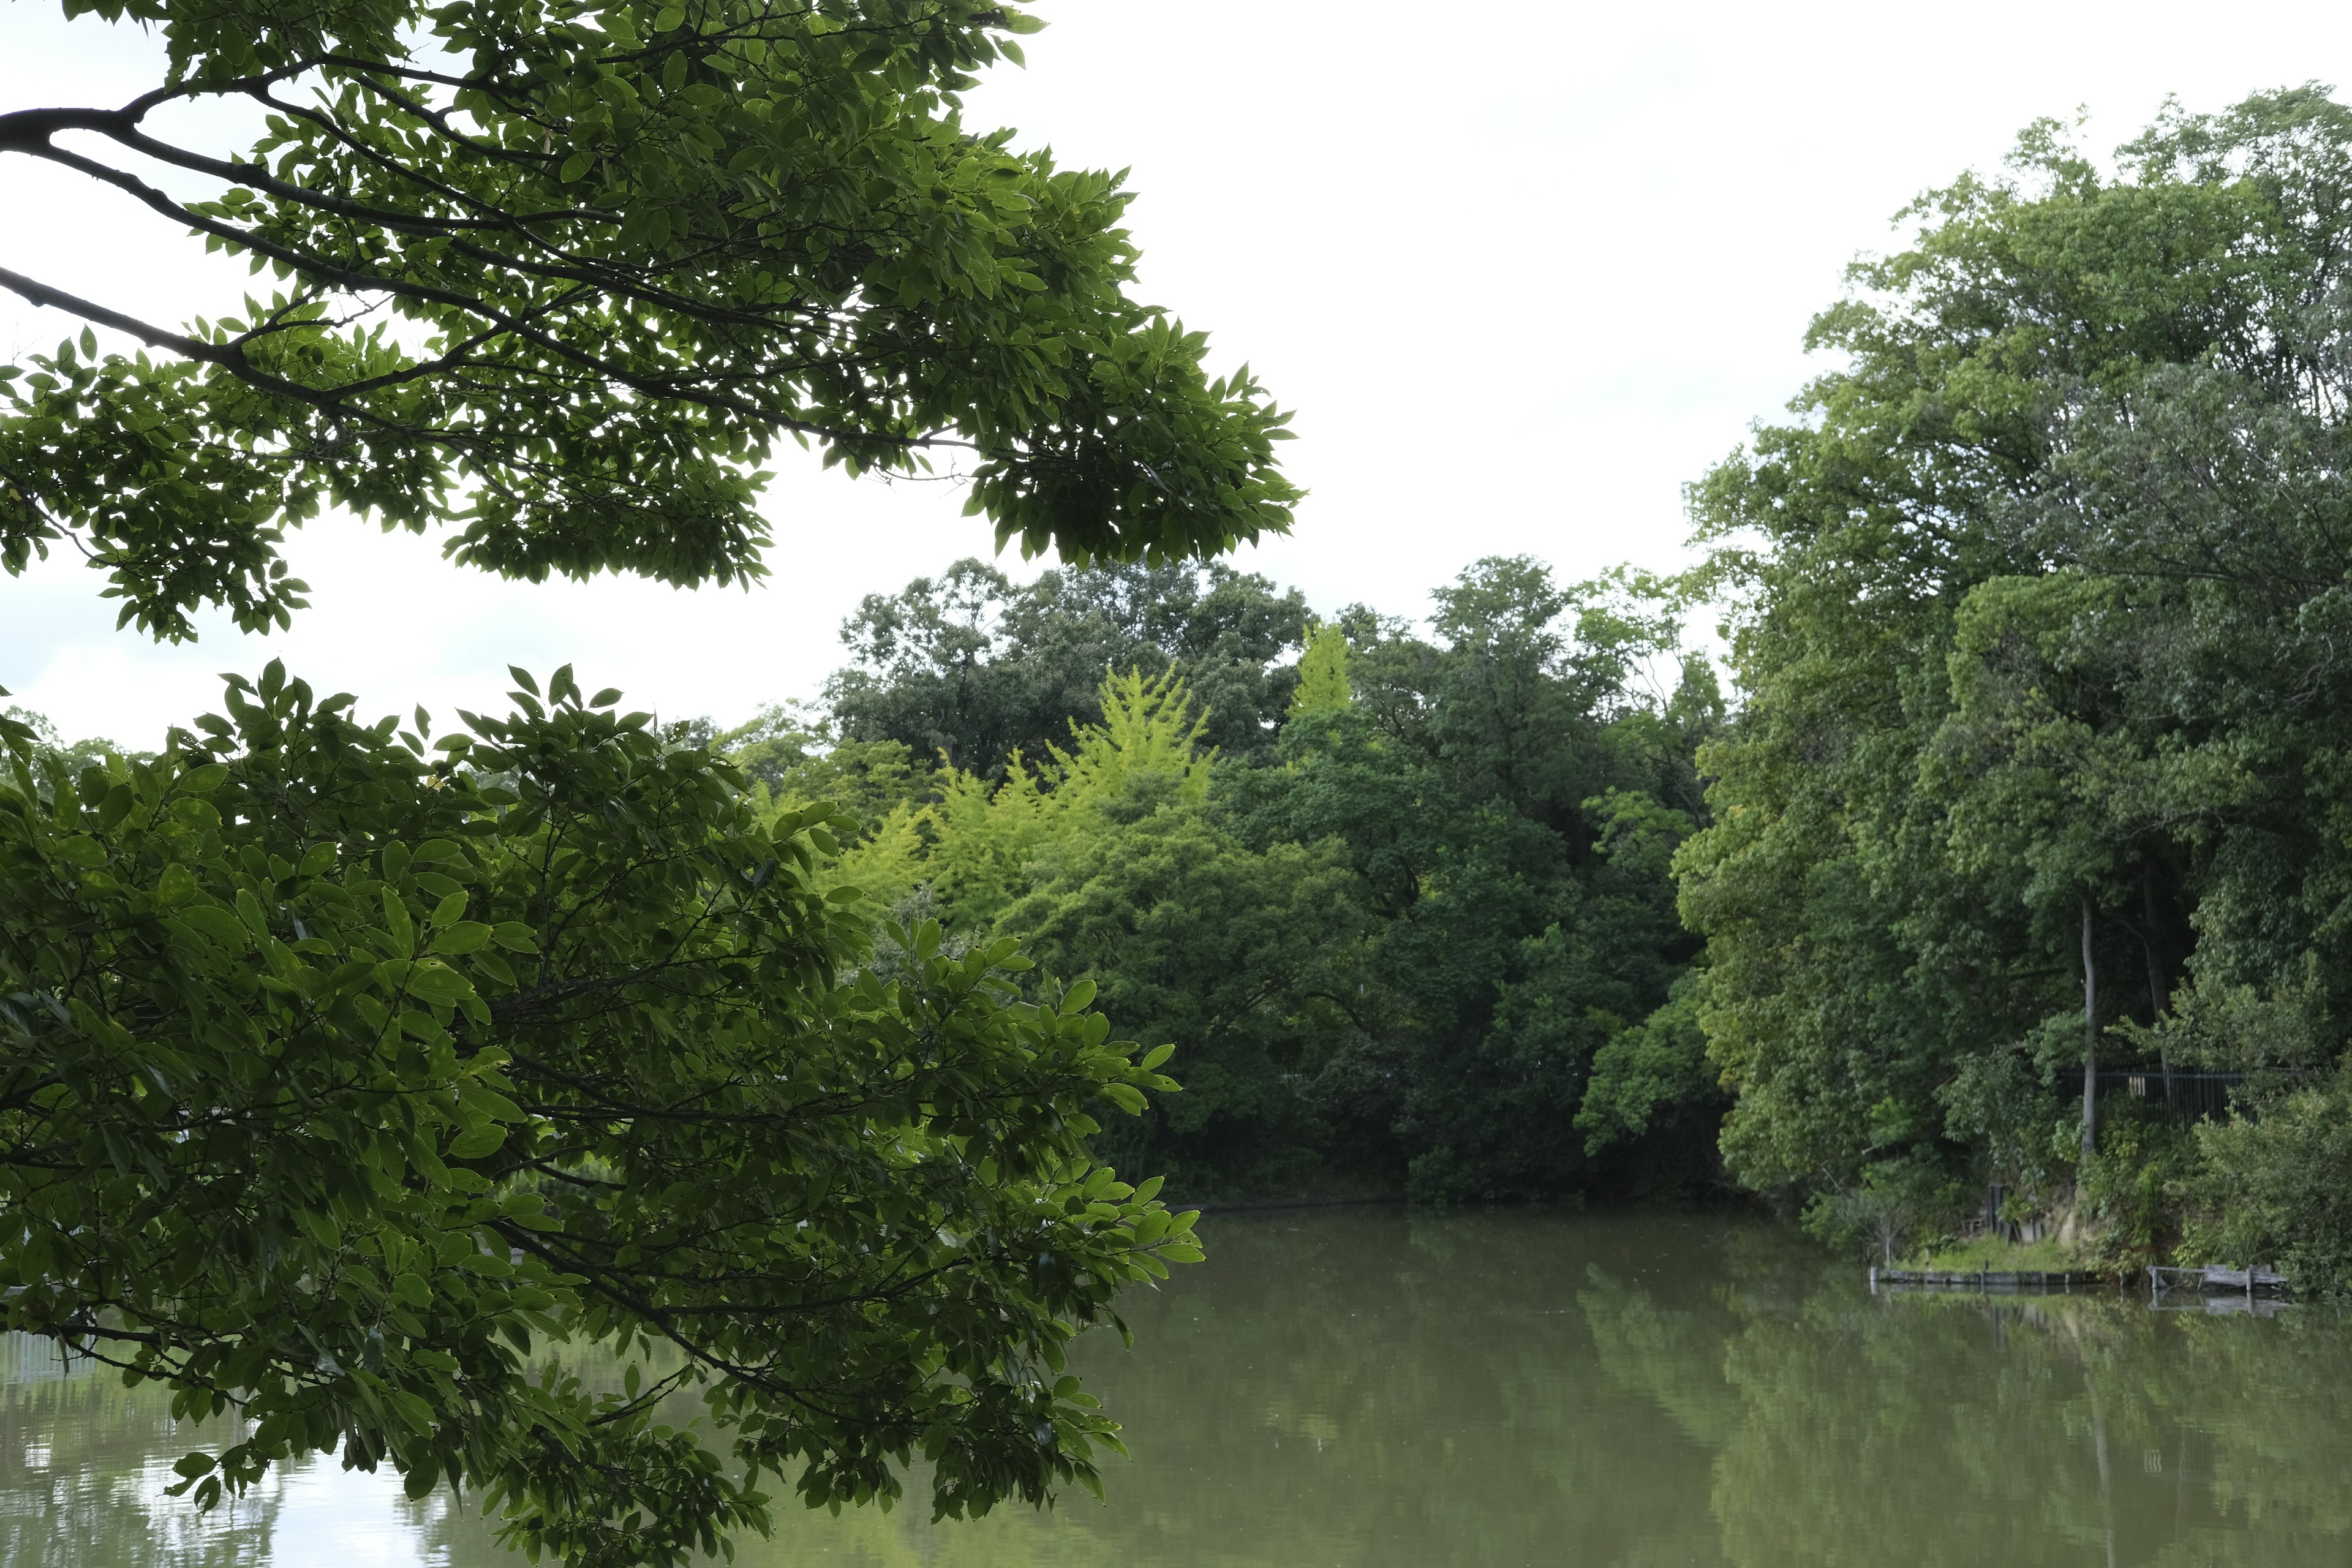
[156,863,197,905]
[404,962,473,1004]
[489,921,540,953]
[54,835,106,868]
[382,889,415,956]
[178,904,251,946]
[449,1123,507,1158]
[431,921,492,955]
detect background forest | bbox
[701,84,2352,1287]
[24,82,2352,1298]
[695,555,1725,1205]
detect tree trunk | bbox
[2081,892,2100,1159]
[2143,861,2173,1099]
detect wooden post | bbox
[2081,893,2100,1158]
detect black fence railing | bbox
[2054,1068,2245,1124]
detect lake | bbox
[7,1205,2348,1566]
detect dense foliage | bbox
[0,670,1193,1566]
[0,0,1297,639]
[1679,86,2352,1284]
[0,0,1294,1559]
[824,558,1312,773]
[734,556,1727,1203]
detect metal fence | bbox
[2054,1068,2245,1125]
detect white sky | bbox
[6,0,2352,744]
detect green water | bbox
[8,1207,2349,1566]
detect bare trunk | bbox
[2143,861,2173,1097]
[2081,892,2099,1159]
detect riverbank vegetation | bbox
[14,4,2352,1552]
[1681,86,2352,1291]
[697,554,1725,1205]
[669,85,2352,1294]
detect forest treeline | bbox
[25,78,2352,1298]
[702,556,1725,1204]
[678,85,2352,1286]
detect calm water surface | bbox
[9,1207,2350,1566]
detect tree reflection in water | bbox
[11,1211,2352,1566]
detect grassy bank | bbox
[1898,1236,2081,1273]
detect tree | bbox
[780,556,1728,1205]
[1680,87,2352,1251]
[1228,559,1719,1201]
[0,0,1298,639]
[0,669,1196,1568]
[1,0,1289,1556]
[1287,620,1352,716]
[740,668,1372,1196]
[826,557,1310,774]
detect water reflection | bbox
[15,1208,2352,1566]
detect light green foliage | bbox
[0,664,1197,1567]
[1577,973,1713,1158]
[910,668,1212,927]
[719,703,927,836]
[0,0,1297,639]
[1287,621,1352,716]
[736,668,1364,1194]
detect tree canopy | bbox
[823,557,1311,774]
[0,1,1282,1559]
[0,669,1194,1567]
[739,556,1725,1204]
[1679,86,2352,1281]
[0,0,1298,639]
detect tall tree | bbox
[0,669,1193,1568]
[826,557,1310,773]
[1230,558,1719,1200]
[1681,88,2352,1232]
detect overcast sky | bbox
[7,0,2352,744]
